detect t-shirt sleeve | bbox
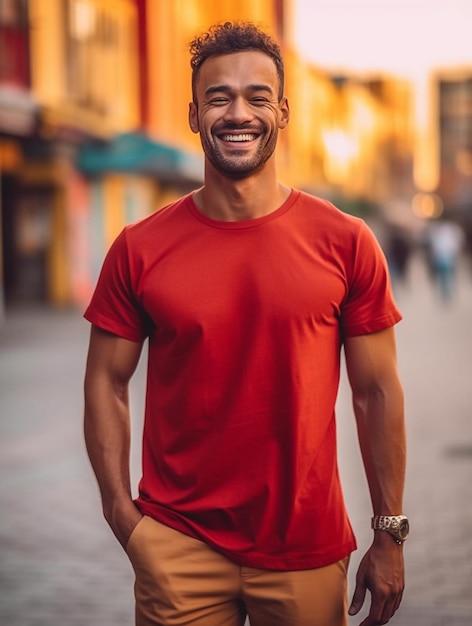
[84,228,151,342]
[341,220,402,337]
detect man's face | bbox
[189,50,289,179]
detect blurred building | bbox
[0,0,39,310]
[1,0,147,308]
[292,73,414,209]
[436,70,472,215]
[408,67,472,252]
[0,0,419,312]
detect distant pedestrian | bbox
[427,218,464,302]
[385,225,413,288]
[83,21,407,626]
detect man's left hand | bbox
[348,533,405,625]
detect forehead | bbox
[195,50,279,95]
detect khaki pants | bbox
[126,516,349,626]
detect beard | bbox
[200,124,278,179]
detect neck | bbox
[193,161,291,221]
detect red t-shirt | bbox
[85,190,402,570]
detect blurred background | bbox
[0,1,471,625]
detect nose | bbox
[223,96,254,125]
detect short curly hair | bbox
[189,21,285,103]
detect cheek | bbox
[197,112,216,134]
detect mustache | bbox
[212,122,264,134]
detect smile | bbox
[220,134,258,142]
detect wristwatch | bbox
[371,515,409,544]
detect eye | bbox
[207,97,229,106]
[251,97,269,104]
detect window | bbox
[65,0,130,117]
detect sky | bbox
[293,0,472,77]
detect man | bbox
[84,21,407,626]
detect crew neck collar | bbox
[186,189,299,229]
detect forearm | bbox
[84,382,134,518]
[84,381,143,548]
[352,377,406,515]
[83,327,144,545]
[345,329,406,621]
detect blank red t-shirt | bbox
[84,189,401,570]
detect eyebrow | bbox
[204,83,275,97]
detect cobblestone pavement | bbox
[1,253,472,626]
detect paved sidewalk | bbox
[1,253,471,625]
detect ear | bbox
[189,102,199,134]
[278,97,290,129]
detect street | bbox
[1,251,472,626]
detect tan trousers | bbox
[126,516,349,626]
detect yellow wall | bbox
[29,0,65,104]
[29,0,140,138]
[282,48,337,190]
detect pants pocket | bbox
[125,515,147,556]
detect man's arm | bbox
[84,325,144,548]
[344,326,406,626]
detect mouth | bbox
[219,133,259,143]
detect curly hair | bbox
[189,21,284,103]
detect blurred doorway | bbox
[2,175,53,306]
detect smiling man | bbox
[189,48,287,181]
[84,21,407,626]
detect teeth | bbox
[221,134,256,142]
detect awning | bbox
[76,132,203,184]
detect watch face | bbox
[398,518,410,540]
